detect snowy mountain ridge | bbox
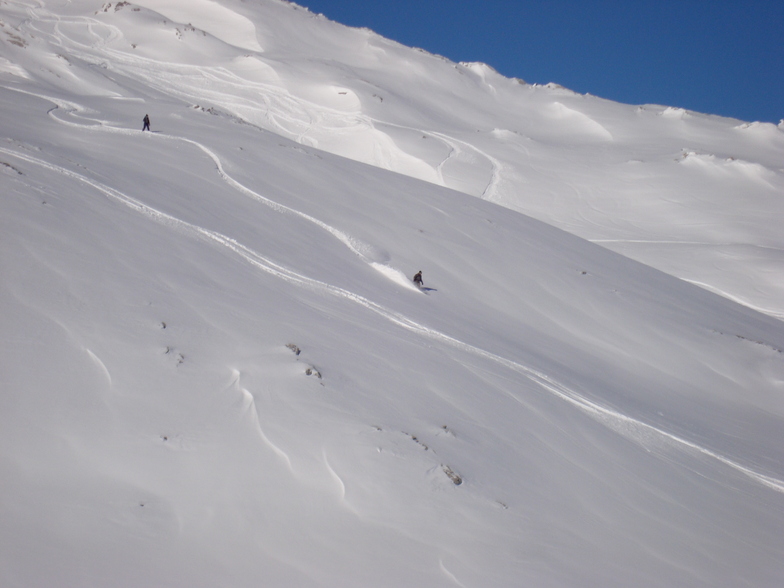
[1,1,784,586]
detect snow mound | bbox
[544,101,613,141]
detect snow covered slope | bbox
[1,1,783,587]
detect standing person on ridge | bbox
[413,271,423,287]
[142,114,150,131]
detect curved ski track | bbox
[19,2,501,199]
[4,83,783,496]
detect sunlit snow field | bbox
[1,1,783,586]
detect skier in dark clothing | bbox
[142,114,150,131]
[413,271,423,287]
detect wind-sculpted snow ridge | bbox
[230,369,293,470]
[4,135,782,496]
[544,101,614,141]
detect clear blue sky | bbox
[299,0,783,124]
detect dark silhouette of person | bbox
[142,114,150,131]
[413,271,423,287]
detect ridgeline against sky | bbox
[301,0,784,124]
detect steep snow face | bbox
[2,0,782,319]
[1,1,784,587]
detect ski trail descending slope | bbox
[8,0,501,201]
[166,135,417,289]
[4,144,782,497]
[9,86,418,292]
[428,129,503,200]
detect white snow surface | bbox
[1,1,783,586]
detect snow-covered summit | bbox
[1,1,783,586]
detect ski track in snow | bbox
[5,84,417,289]
[427,129,503,200]
[3,127,783,496]
[15,2,503,199]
